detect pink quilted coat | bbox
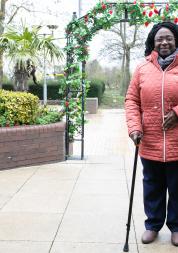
[125,50,178,162]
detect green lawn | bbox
[100,88,125,108]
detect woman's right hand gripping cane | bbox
[129,131,143,146]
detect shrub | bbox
[102,81,106,93]
[0,89,64,127]
[0,89,39,126]
[2,77,66,101]
[47,83,63,100]
[2,83,14,91]
[87,79,105,104]
[28,84,43,99]
[28,82,64,100]
[35,107,63,125]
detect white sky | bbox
[4,0,105,75]
[29,0,116,66]
[6,0,101,60]
[5,0,167,71]
[15,0,99,33]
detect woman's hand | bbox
[163,110,178,131]
[130,131,143,145]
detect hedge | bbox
[2,83,14,91]
[87,79,105,104]
[1,79,106,104]
[1,81,65,100]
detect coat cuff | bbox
[128,128,143,136]
[172,106,178,117]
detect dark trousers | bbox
[141,157,178,232]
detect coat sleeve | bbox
[172,106,178,117]
[125,65,143,136]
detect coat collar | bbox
[146,50,178,70]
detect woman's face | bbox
[154,27,176,58]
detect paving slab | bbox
[79,164,125,180]
[138,243,178,253]
[67,195,129,213]
[0,194,13,209]
[55,211,136,243]
[0,166,38,195]
[1,193,70,213]
[0,241,51,253]
[50,242,138,253]
[34,164,83,180]
[18,178,76,195]
[0,212,62,241]
[73,179,128,197]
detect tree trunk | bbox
[120,52,125,95]
[125,48,131,94]
[120,47,130,96]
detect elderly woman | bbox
[125,22,178,246]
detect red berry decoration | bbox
[84,15,88,23]
[149,11,153,17]
[154,9,159,14]
[65,101,69,107]
[174,17,178,23]
[144,21,149,27]
[166,4,169,12]
[102,4,106,10]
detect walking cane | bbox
[123,145,139,252]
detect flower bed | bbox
[0,122,65,170]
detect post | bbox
[43,35,47,105]
[78,0,82,17]
[81,61,85,160]
[65,34,71,159]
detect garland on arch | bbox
[65,1,178,63]
[64,0,178,141]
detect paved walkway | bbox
[0,109,176,252]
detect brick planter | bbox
[0,122,66,170]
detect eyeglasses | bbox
[154,36,175,43]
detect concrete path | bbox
[0,109,176,253]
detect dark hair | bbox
[145,22,178,56]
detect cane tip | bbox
[123,243,129,252]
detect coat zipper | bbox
[153,55,177,162]
[161,71,166,162]
[161,58,177,162]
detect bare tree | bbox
[86,59,104,80]
[86,60,122,90]
[99,23,145,95]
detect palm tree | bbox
[0,25,63,91]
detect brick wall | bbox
[0,122,66,170]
